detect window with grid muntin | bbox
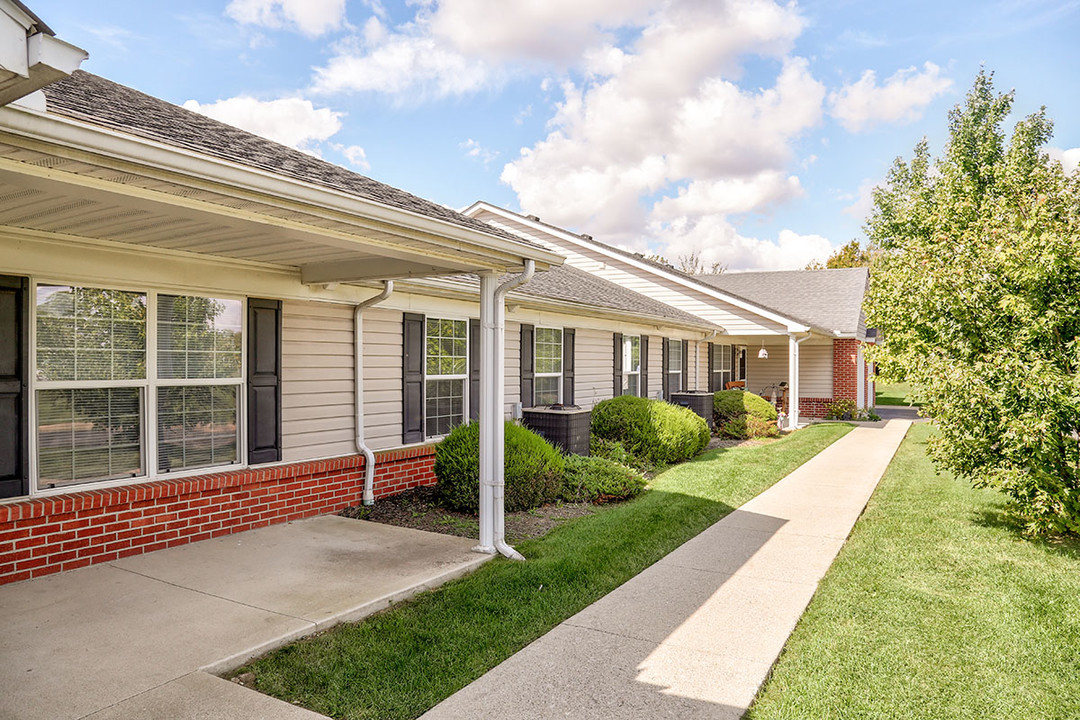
[622,335,641,396]
[424,317,467,437]
[534,327,562,405]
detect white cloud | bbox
[182,96,343,152]
[1048,146,1080,174]
[460,139,500,167]
[311,17,493,99]
[655,215,833,272]
[828,62,952,133]
[330,144,371,171]
[652,172,804,219]
[840,179,878,222]
[226,0,347,37]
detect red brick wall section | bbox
[779,396,834,419]
[833,339,861,403]
[0,446,436,586]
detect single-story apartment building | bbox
[464,203,876,423]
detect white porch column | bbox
[476,272,497,554]
[787,333,800,430]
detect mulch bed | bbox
[341,485,595,543]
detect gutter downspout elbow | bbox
[491,260,535,561]
[356,281,394,505]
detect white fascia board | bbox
[0,107,565,270]
[402,277,723,334]
[463,201,810,333]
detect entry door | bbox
[0,276,28,498]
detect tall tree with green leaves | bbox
[865,72,1080,535]
[805,239,874,269]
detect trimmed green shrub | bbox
[434,422,565,513]
[589,436,640,469]
[824,398,857,420]
[591,395,710,467]
[714,390,779,439]
[561,454,647,504]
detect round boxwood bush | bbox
[590,395,709,467]
[434,421,565,513]
[561,454,647,504]
[714,390,779,439]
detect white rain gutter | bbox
[786,332,811,430]
[355,281,394,505]
[477,260,535,561]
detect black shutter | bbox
[0,276,27,498]
[612,332,622,397]
[640,335,649,398]
[737,344,746,381]
[661,338,670,400]
[402,313,425,444]
[468,318,480,421]
[562,328,575,406]
[247,298,282,464]
[682,340,689,392]
[708,343,716,392]
[520,324,535,408]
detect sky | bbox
[29,0,1080,271]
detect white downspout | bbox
[786,333,810,430]
[355,281,394,505]
[492,260,534,561]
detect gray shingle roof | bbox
[39,71,539,249]
[439,265,718,329]
[694,268,869,336]
[518,265,717,328]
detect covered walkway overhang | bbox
[0,104,564,559]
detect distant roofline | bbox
[464,201,813,334]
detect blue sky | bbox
[30,0,1080,270]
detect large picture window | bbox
[33,284,243,491]
[534,327,562,406]
[622,335,641,396]
[425,317,467,437]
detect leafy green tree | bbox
[864,71,1080,535]
[805,239,874,269]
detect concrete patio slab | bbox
[0,516,489,720]
[422,420,912,720]
[84,672,327,720]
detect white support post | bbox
[475,272,497,555]
[787,333,800,430]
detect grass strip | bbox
[874,381,919,406]
[748,423,1080,720]
[240,424,851,720]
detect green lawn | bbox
[874,381,919,406]
[239,424,851,720]
[748,423,1080,720]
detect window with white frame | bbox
[712,343,730,375]
[424,317,467,437]
[667,339,683,393]
[622,335,641,396]
[34,285,243,491]
[534,327,562,406]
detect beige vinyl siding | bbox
[575,327,614,408]
[800,343,833,398]
[505,320,521,416]
[745,341,833,399]
[692,340,708,391]
[282,302,403,461]
[474,211,790,335]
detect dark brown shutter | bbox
[612,332,622,397]
[562,328,575,406]
[661,338,670,400]
[520,324,535,408]
[681,340,689,392]
[247,298,282,464]
[737,344,745,381]
[402,313,425,444]
[708,343,716,392]
[0,276,27,498]
[640,335,649,398]
[468,318,480,421]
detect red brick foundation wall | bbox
[833,338,861,403]
[0,445,436,586]
[779,396,834,419]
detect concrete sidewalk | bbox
[0,516,489,720]
[422,419,912,720]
